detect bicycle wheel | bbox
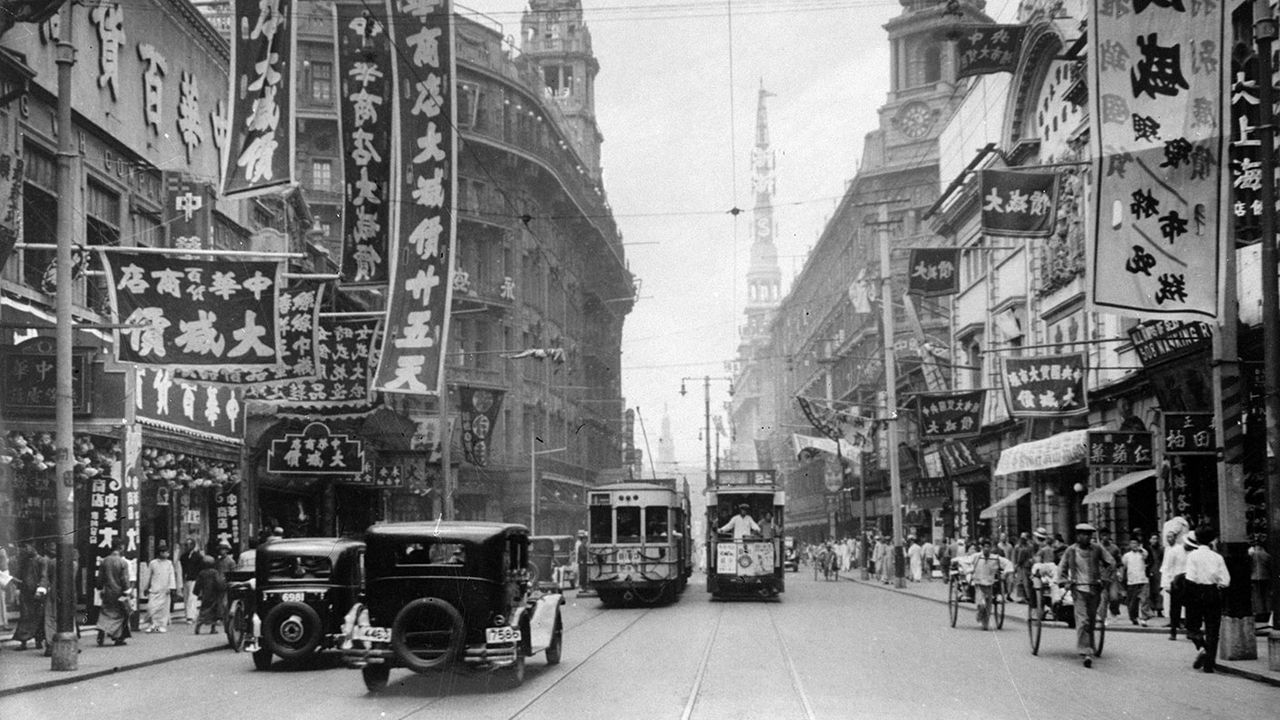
[225,598,246,652]
[947,577,959,628]
[1027,592,1042,655]
[994,583,1006,630]
[1093,603,1107,657]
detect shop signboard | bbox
[1086,430,1155,468]
[954,24,1027,79]
[460,386,503,467]
[1,337,91,415]
[164,174,214,250]
[244,316,380,414]
[213,487,241,548]
[979,169,1058,238]
[1000,353,1088,417]
[906,248,961,296]
[267,421,364,476]
[1127,320,1212,368]
[134,367,244,442]
[917,389,984,440]
[1162,411,1216,455]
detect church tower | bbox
[520,0,603,178]
[739,83,782,357]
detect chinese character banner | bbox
[335,0,395,284]
[1230,55,1261,245]
[1088,0,1229,319]
[165,175,214,250]
[373,0,457,396]
[213,487,242,548]
[104,252,283,369]
[1087,430,1154,468]
[246,316,381,414]
[267,421,364,475]
[221,0,297,199]
[1000,353,1088,417]
[1162,411,1216,454]
[955,24,1027,79]
[917,389,984,440]
[135,367,245,441]
[906,248,960,296]
[460,386,503,466]
[979,169,1058,238]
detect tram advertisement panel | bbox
[717,541,775,576]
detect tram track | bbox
[678,602,725,720]
[766,602,817,720]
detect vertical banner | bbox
[1088,0,1228,319]
[979,169,1058,238]
[165,174,214,250]
[373,0,456,395]
[1230,54,1261,245]
[213,487,242,549]
[460,386,503,466]
[335,0,394,284]
[222,0,297,199]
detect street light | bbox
[530,428,566,535]
[680,376,733,486]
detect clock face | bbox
[896,101,934,139]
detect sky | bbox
[456,0,1016,470]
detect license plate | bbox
[485,626,521,644]
[354,626,390,642]
[279,592,307,603]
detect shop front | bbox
[992,428,1091,539]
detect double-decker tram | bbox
[586,479,693,606]
[706,469,784,600]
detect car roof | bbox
[258,537,364,558]
[366,521,528,543]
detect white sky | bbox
[458,0,1016,468]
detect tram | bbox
[706,468,784,600]
[585,479,693,605]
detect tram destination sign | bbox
[714,469,776,486]
[1127,320,1213,367]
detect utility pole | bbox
[681,376,733,487]
[440,386,453,521]
[51,3,79,671]
[876,203,906,589]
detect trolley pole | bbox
[875,203,906,589]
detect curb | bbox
[840,574,1280,688]
[0,644,224,698]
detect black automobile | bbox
[251,537,365,670]
[341,522,564,692]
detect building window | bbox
[923,46,942,84]
[311,159,333,190]
[310,61,332,102]
[458,81,481,128]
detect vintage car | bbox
[341,522,564,692]
[529,535,577,591]
[250,537,366,670]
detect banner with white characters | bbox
[979,170,1057,238]
[999,353,1088,418]
[135,367,245,442]
[906,248,961,296]
[245,316,380,415]
[1088,0,1229,319]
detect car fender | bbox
[525,593,562,653]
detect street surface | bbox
[2,571,1274,720]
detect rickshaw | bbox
[1026,562,1106,656]
[946,555,1006,630]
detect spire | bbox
[739,85,783,353]
[756,79,775,149]
[659,404,676,465]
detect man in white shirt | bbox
[1183,526,1230,673]
[719,504,760,540]
[1160,522,1192,640]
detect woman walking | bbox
[96,541,132,647]
[144,541,178,632]
[192,556,226,634]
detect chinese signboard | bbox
[267,422,364,475]
[979,169,1057,238]
[460,386,503,467]
[1000,353,1087,417]
[1127,319,1213,367]
[1163,411,1216,455]
[1088,0,1229,319]
[222,0,296,199]
[1087,430,1154,468]
[906,248,960,296]
[1,338,91,415]
[335,0,394,284]
[917,390,984,440]
[373,0,457,396]
[1230,55,1262,245]
[104,252,283,369]
[164,174,213,250]
[87,427,140,570]
[245,316,380,414]
[955,24,1027,79]
[213,487,242,548]
[134,367,245,442]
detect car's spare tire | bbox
[262,601,324,661]
[390,597,465,672]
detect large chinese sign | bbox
[460,386,503,466]
[1087,430,1154,468]
[955,24,1027,79]
[222,0,296,199]
[135,367,245,442]
[165,174,214,250]
[373,0,457,395]
[917,390,984,440]
[1088,0,1229,319]
[267,422,364,475]
[104,252,282,369]
[335,0,394,284]
[1230,55,1261,245]
[979,169,1057,238]
[906,248,960,296]
[1163,411,1216,455]
[1000,353,1087,417]
[245,316,380,414]
[87,428,140,567]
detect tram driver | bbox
[719,504,761,540]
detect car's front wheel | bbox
[262,602,324,662]
[544,614,562,665]
[390,597,465,672]
[362,663,391,692]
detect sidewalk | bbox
[0,621,227,697]
[841,570,1280,687]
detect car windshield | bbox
[393,541,467,566]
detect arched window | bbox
[923,45,942,84]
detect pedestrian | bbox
[922,537,937,581]
[1146,532,1165,619]
[192,556,226,635]
[835,535,848,571]
[1248,535,1271,627]
[179,537,202,624]
[1160,520,1192,640]
[906,537,923,582]
[144,541,178,633]
[874,536,891,584]
[214,540,236,575]
[1012,532,1033,602]
[1051,534,1067,563]
[0,544,9,629]
[971,538,1014,630]
[38,540,76,656]
[1056,523,1114,668]
[9,539,45,651]
[96,540,132,647]
[996,531,1013,560]
[1183,526,1230,673]
[1097,527,1124,618]
[574,530,589,593]
[1120,538,1151,626]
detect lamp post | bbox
[529,428,566,535]
[680,376,734,487]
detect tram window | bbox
[589,506,612,543]
[616,507,642,543]
[644,507,669,541]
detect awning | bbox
[1082,469,1156,505]
[978,487,1031,519]
[993,429,1091,476]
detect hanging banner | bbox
[459,386,503,467]
[335,0,394,284]
[939,439,986,476]
[104,252,282,369]
[174,280,323,385]
[87,429,140,572]
[1088,0,1228,319]
[954,24,1027,79]
[1230,55,1261,246]
[1000,353,1087,417]
[795,396,873,453]
[213,486,242,549]
[918,390,984,440]
[164,174,214,250]
[979,169,1058,238]
[1163,411,1216,455]
[221,0,297,199]
[907,248,960,296]
[245,316,380,414]
[373,0,457,396]
[267,421,364,475]
[1087,430,1154,468]
[134,367,245,442]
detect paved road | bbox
[2,572,1274,720]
